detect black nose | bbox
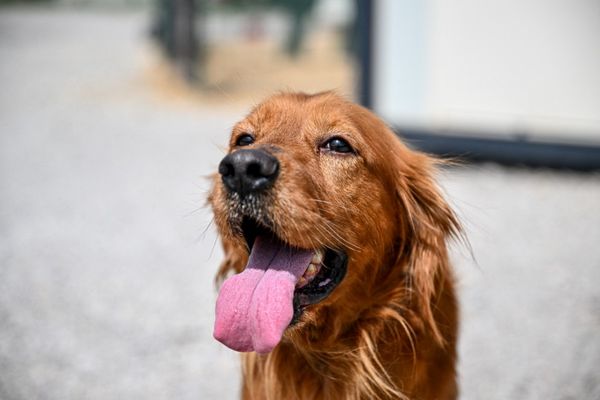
[218,149,279,196]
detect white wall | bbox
[373,0,600,143]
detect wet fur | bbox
[209,92,460,400]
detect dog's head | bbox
[209,92,459,353]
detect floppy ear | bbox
[393,149,460,345]
[215,235,248,287]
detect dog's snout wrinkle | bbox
[219,149,279,196]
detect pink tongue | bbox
[214,235,313,354]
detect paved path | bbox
[1,7,599,400]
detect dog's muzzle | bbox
[218,149,279,196]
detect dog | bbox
[209,92,460,400]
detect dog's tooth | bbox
[306,264,317,277]
[311,250,324,265]
[297,277,307,287]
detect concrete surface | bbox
[1,7,599,400]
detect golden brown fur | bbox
[209,92,460,400]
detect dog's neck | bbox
[240,272,458,400]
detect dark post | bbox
[355,0,373,109]
[172,0,199,82]
[152,0,201,83]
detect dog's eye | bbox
[321,137,354,154]
[235,134,255,147]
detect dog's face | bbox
[210,92,456,352]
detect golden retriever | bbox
[209,92,460,400]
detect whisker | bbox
[309,198,356,215]
[200,216,215,238]
[183,204,207,218]
[284,199,360,252]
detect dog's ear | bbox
[215,235,248,287]
[392,148,460,344]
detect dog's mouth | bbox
[213,216,347,354]
[240,217,348,323]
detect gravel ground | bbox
[1,7,599,400]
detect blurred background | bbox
[0,0,599,399]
